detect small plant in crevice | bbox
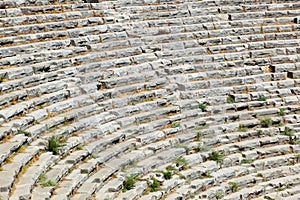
[37,173,56,188]
[198,103,207,112]
[194,125,209,141]
[76,143,84,150]
[209,151,224,164]
[216,191,224,199]
[47,136,65,155]
[199,172,212,179]
[162,171,172,180]
[122,174,138,192]
[183,146,190,155]
[289,139,299,145]
[174,156,188,167]
[229,181,238,192]
[282,127,294,137]
[196,131,202,141]
[279,108,285,116]
[257,129,263,136]
[166,165,176,171]
[275,122,284,127]
[37,173,47,183]
[149,177,161,192]
[41,180,56,187]
[260,117,272,128]
[0,76,6,83]
[171,122,180,128]
[17,129,30,136]
[257,96,266,101]
[296,154,300,163]
[241,159,253,164]
[227,95,235,104]
[275,185,291,192]
[238,125,248,132]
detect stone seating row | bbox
[223,172,300,200]
[2,3,93,18]
[103,121,298,199]
[2,10,293,50]
[15,113,294,199]
[3,19,296,71]
[0,87,180,173]
[0,0,83,7]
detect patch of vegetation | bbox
[37,173,47,183]
[229,182,238,192]
[279,108,285,116]
[198,103,207,112]
[174,157,188,167]
[241,159,253,164]
[76,143,84,150]
[260,117,272,128]
[47,136,64,155]
[199,172,212,179]
[238,125,248,132]
[282,127,294,137]
[257,129,263,135]
[275,185,291,192]
[189,193,196,199]
[34,120,41,125]
[122,175,138,192]
[162,171,172,180]
[196,131,202,141]
[216,191,224,199]
[227,95,235,104]
[41,180,56,187]
[171,122,180,128]
[17,129,30,136]
[183,146,190,155]
[289,139,299,145]
[37,173,56,187]
[195,125,209,141]
[209,151,224,163]
[275,122,284,127]
[145,97,154,102]
[149,177,161,192]
[0,76,6,83]
[257,96,266,101]
[166,165,176,171]
[296,154,300,162]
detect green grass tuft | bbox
[209,151,224,163]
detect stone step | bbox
[9,152,58,200]
[0,134,28,164]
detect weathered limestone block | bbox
[30,186,53,200]
[234,139,260,151]
[253,154,291,170]
[0,171,14,192]
[185,153,203,166]
[136,131,165,144]
[46,164,70,183]
[211,167,236,183]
